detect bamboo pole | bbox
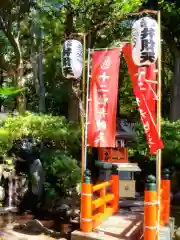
[84,48,91,171]
[81,33,86,181]
[91,44,128,51]
[156,10,162,240]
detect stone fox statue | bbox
[8,137,45,214]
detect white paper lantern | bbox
[61,39,83,79]
[131,17,159,66]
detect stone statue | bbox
[8,136,45,213]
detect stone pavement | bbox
[1,223,66,240]
[1,231,57,240]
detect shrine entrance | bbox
[96,118,141,200]
[73,10,172,240]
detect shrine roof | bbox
[116,118,137,140]
[112,162,141,172]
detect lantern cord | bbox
[156,10,162,240]
[83,48,91,172]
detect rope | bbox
[144,226,157,229]
[144,201,160,240]
[81,193,92,196]
[81,218,92,222]
[144,200,160,206]
[144,222,159,240]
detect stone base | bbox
[169,217,175,239]
[160,226,171,240]
[71,231,119,240]
[71,212,143,240]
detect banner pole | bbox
[81,34,86,181]
[84,48,91,172]
[156,10,162,240]
[91,45,128,51]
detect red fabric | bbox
[123,43,164,154]
[145,64,157,119]
[87,49,121,147]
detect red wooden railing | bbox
[81,173,119,232]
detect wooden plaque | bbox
[98,147,128,163]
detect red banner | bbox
[87,49,121,147]
[123,43,163,154]
[145,64,157,119]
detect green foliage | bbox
[131,120,180,166]
[119,58,138,118]
[0,112,81,154]
[42,150,81,196]
[0,112,81,196]
[158,0,180,50]
[1,0,180,196]
[0,87,25,97]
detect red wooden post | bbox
[144,175,157,240]
[81,170,93,232]
[161,169,170,226]
[111,165,119,213]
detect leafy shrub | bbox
[130,119,180,167]
[42,150,81,196]
[0,112,81,197]
[0,112,81,155]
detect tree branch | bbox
[1,16,21,69]
[0,16,7,32]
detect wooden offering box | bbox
[115,163,141,199]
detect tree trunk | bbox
[30,33,39,100]
[15,34,26,114]
[65,2,81,121]
[16,59,26,114]
[37,29,46,113]
[68,81,80,121]
[65,1,74,37]
[2,32,26,114]
[170,50,180,120]
[31,9,46,113]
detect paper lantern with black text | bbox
[131,17,159,66]
[61,39,83,79]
